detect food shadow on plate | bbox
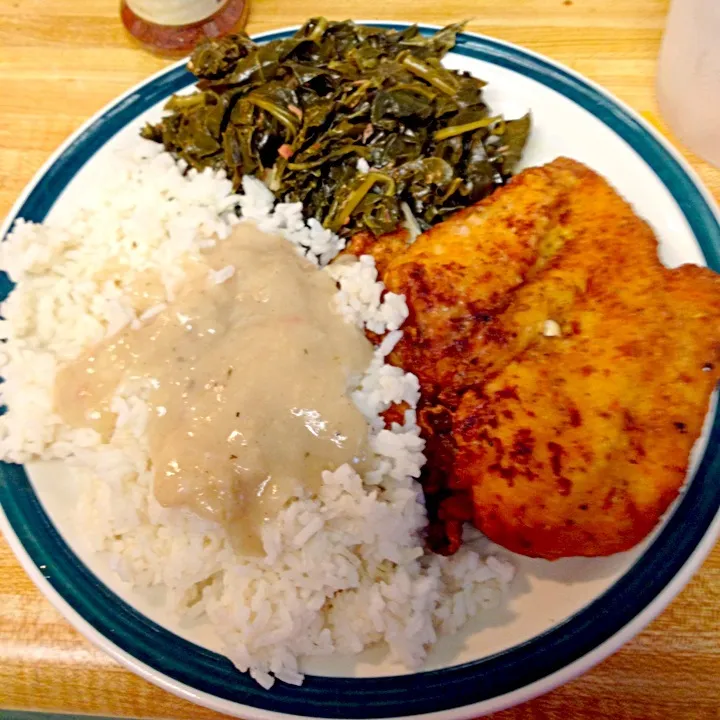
[418,535,649,675]
[303,541,636,679]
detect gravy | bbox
[56,224,374,553]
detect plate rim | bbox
[4,490,718,720]
[1,21,719,720]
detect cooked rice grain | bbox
[0,139,513,686]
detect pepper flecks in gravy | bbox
[56,223,374,554]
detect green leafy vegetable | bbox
[141,18,531,238]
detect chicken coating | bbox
[367,158,720,559]
[380,159,588,400]
[339,227,411,277]
[453,261,720,558]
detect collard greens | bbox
[141,18,531,238]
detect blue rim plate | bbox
[1,23,719,720]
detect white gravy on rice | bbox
[56,223,374,553]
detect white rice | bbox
[328,256,409,334]
[0,139,513,687]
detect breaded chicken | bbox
[453,261,720,558]
[361,158,720,559]
[381,160,586,400]
[339,227,411,277]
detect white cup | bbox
[656,0,720,167]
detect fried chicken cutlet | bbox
[382,162,584,400]
[356,158,720,559]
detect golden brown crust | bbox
[374,157,720,559]
[339,227,411,277]
[382,159,587,398]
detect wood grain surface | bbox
[0,1,719,718]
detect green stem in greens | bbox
[399,54,459,96]
[246,94,299,139]
[433,115,501,142]
[287,145,368,171]
[308,17,329,42]
[325,172,396,232]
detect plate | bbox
[1,22,719,720]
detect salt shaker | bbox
[656,0,720,167]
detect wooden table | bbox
[1,1,719,718]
